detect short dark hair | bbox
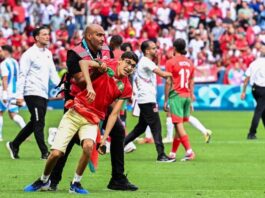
[121,42,133,51]
[32,26,50,40]
[140,40,151,55]
[110,35,123,48]
[173,38,187,55]
[1,45,13,54]
[121,51,139,65]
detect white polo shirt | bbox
[245,57,265,87]
[135,56,158,104]
[17,44,60,99]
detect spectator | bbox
[40,0,55,26]
[158,28,172,50]
[87,8,102,25]
[55,23,68,44]
[107,6,119,28]
[156,2,171,29]
[173,13,188,43]
[142,13,160,42]
[1,20,13,38]
[0,30,7,46]
[119,5,130,27]
[12,0,26,33]
[73,0,85,30]
[189,30,204,61]
[227,60,245,85]
[211,18,225,57]
[100,0,112,30]
[10,28,22,49]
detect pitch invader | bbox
[164,38,195,161]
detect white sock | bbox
[166,117,174,139]
[72,173,82,184]
[189,115,207,135]
[145,126,152,138]
[40,174,50,183]
[186,149,193,155]
[12,114,26,128]
[0,116,3,138]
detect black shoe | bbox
[41,152,50,160]
[48,182,58,191]
[247,133,257,140]
[6,141,19,159]
[157,154,176,163]
[107,175,138,191]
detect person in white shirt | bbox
[188,31,204,62]
[124,40,175,162]
[158,28,173,50]
[119,6,130,27]
[156,2,171,29]
[6,26,60,160]
[0,20,13,39]
[40,1,55,25]
[241,43,265,140]
[0,45,26,141]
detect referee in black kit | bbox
[241,43,265,140]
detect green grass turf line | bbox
[1,110,265,198]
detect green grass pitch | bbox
[0,110,265,198]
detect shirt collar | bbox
[81,41,100,59]
[34,44,46,52]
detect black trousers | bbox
[12,95,48,155]
[124,103,165,158]
[249,84,265,135]
[49,106,125,185]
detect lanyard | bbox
[82,38,99,60]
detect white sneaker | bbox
[204,129,212,143]
[181,151,195,161]
[124,142,136,153]
[162,137,173,143]
[168,152,176,159]
[48,128,58,146]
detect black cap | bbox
[173,38,187,55]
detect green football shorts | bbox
[169,91,191,123]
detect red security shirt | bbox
[166,55,194,97]
[68,59,132,123]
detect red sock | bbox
[171,138,181,153]
[180,135,191,151]
[90,129,101,170]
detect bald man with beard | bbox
[24,24,138,194]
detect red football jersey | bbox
[166,55,194,97]
[70,59,132,123]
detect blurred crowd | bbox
[1,0,265,84]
